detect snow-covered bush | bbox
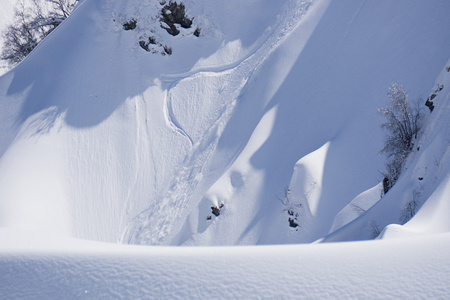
[1,0,77,66]
[378,83,423,192]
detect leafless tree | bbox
[1,0,77,66]
[379,84,421,159]
[378,83,423,191]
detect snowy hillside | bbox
[1,0,450,298]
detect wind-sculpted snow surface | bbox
[2,229,450,299]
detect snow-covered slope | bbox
[1,0,450,297]
[1,0,449,246]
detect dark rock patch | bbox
[160,1,193,36]
[211,203,224,217]
[123,19,137,30]
[194,27,201,37]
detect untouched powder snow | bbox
[1,0,450,297]
[2,229,450,299]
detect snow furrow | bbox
[163,88,194,146]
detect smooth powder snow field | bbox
[1,0,450,298]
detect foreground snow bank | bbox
[1,229,450,299]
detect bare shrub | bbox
[378,83,423,192]
[278,186,301,229]
[400,189,422,224]
[369,220,381,239]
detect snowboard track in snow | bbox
[163,86,194,146]
[122,0,315,245]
